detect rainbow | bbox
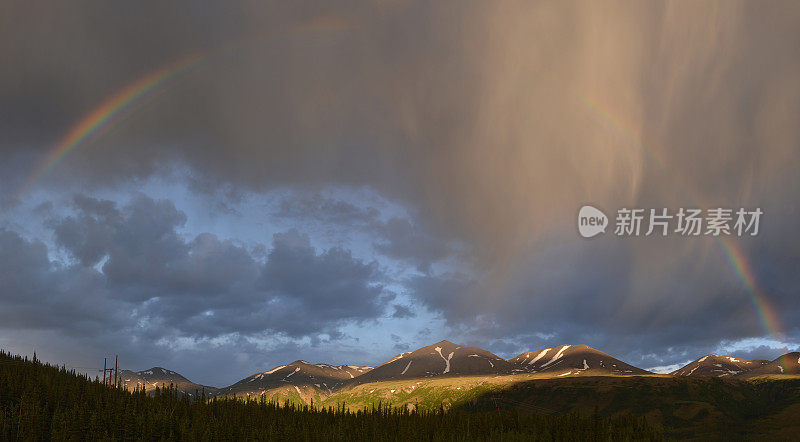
[718,237,789,362]
[718,236,782,336]
[19,53,204,194]
[20,15,359,195]
[573,89,788,359]
[570,92,667,169]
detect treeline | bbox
[0,350,662,441]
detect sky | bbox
[1,0,799,387]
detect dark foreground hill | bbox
[0,350,661,441]
[455,375,800,440]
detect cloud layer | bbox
[1,1,800,383]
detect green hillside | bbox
[250,372,800,440]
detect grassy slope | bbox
[250,373,800,440]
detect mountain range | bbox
[117,340,800,398]
[220,361,372,397]
[672,352,800,377]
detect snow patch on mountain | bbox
[435,346,454,374]
[528,348,550,365]
[284,367,300,379]
[264,365,286,375]
[542,345,571,368]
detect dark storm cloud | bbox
[2,1,799,256]
[2,194,391,344]
[275,192,453,269]
[258,229,389,335]
[372,217,451,272]
[50,195,186,271]
[0,228,124,336]
[1,0,800,371]
[409,233,800,365]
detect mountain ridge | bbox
[114,341,800,397]
[509,344,651,376]
[119,366,219,397]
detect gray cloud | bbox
[0,228,123,336]
[274,193,380,226]
[275,192,454,270]
[4,194,391,347]
[373,217,451,272]
[258,229,389,336]
[390,304,416,319]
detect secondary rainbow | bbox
[719,236,782,331]
[573,89,787,357]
